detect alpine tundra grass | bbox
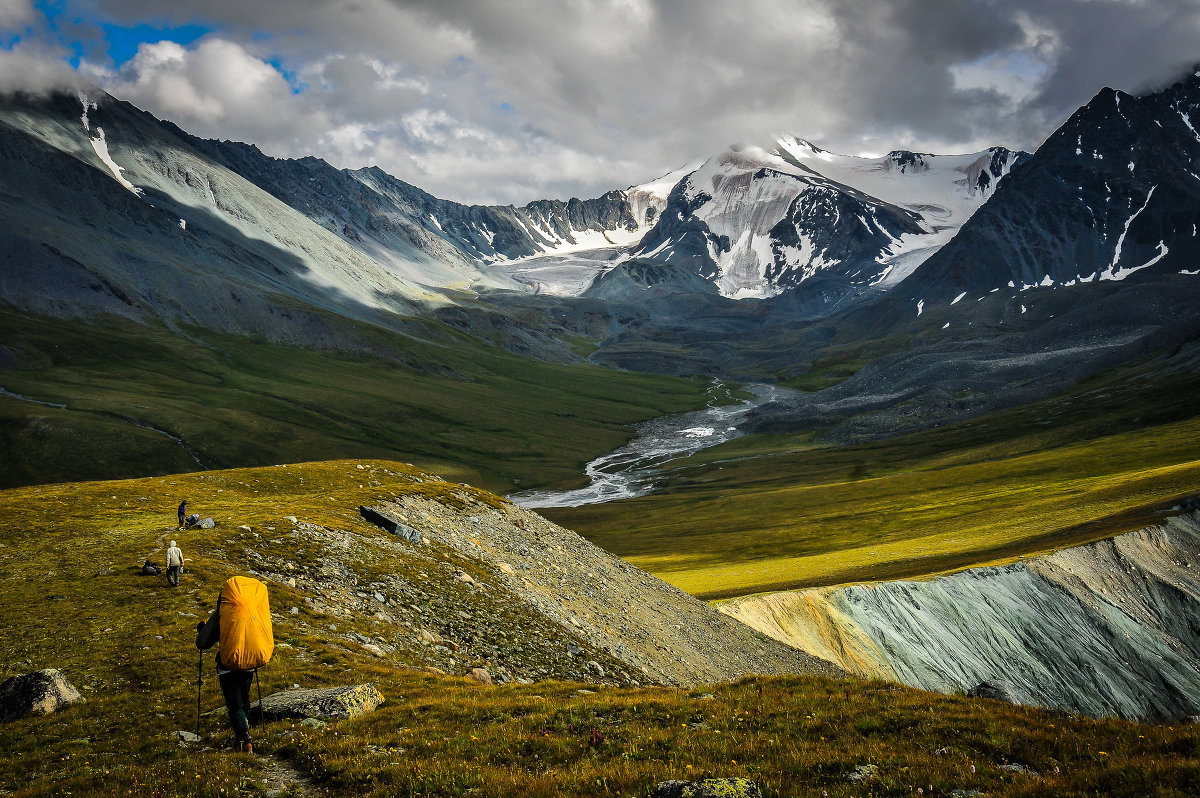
[1,462,1197,797]
[0,309,710,493]
[546,360,1200,597]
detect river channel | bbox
[510,383,793,508]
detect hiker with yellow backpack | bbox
[195,576,274,752]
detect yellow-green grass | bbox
[545,365,1200,598]
[2,462,1197,797]
[0,309,710,493]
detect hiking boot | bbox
[242,740,253,754]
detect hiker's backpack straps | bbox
[218,576,274,670]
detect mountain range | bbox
[2,68,1200,474]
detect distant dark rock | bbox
[651,778,762,798]
[968,679,1022,705]
[0,669,84,722]
[255,684,383,721]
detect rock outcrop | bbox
[0,669,84,722]
[719,511,1200,720]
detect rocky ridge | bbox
[234,463,839,689]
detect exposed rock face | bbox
[0,669,84,721]
[256,683,383,721]
[719,512,1200,720]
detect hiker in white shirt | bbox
[166,540,185,587]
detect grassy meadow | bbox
[545,360,1200,598]
[1,462,1197,797]
[0,309,710,494]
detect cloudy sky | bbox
[2,0,1198,205]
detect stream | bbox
[510,382,793,508]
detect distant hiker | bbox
[141,559,161,576]
[178,500,188,530]
[196,576,274,753]
[165,540,184,587]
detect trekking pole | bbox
[196,651,203,737]
[254,668,263,725]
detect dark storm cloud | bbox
[7,0,1200,203]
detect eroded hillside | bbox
[721,510,1200,721]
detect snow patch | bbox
[950,291,966,305]
[916,299,924,317]
[1103,185,1157,280]
[89,128,143,197]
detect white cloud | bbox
[6,0,1200,204]
[0,42,85,94]
[0,0,34,30]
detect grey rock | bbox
[198,517,216,529]
[1000,763,1039,778]
[651,778,762,798]
[176,730,201,744]
[360,506,422,543]
[300,717,327,729]
[0,669,85,722]
[846,764,879,784]
[255,684,383,720]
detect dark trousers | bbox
[167,565,181,586]
[218,669,255,742]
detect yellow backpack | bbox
[218,576,274,670]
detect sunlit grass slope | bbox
[546,362,1200,598]
[0,309,709,493]
[1,462,1197,797]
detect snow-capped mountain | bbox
[902,69,1200,306]
[627,137,1027,300]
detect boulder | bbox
[652,778,762,798]
[0,669,85,722]
[466,668,493,685]
[968,679,1021,705]
[198,517,216,529]
[846,764,879,784]
[255,684,383,721]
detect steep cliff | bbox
[720,511,1200,720]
